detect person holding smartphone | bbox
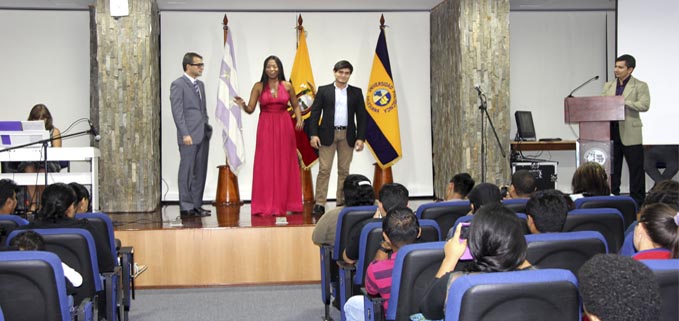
[417,204,534,320]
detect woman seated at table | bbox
[19,104,63,212]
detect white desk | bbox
[0,147,100,210]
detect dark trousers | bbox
[611,123,645,206]
[178,134,210,211]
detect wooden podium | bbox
[564,96,624,175]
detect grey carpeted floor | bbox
[128,284,341,321]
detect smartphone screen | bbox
[458,222,473,260]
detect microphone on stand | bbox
[88,120,101,142]
[475,85,484,96]
[567,75,599,97]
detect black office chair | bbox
[365,241,446,321]
[525,231,608,275]
[445,269,580,321]
[642,259,679,321]
[6,228,102,318]
[0,251,94,321]
[563,208,625,253]
[574,195,638,229]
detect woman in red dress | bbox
[235,56,303,216]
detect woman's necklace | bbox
[269,81,278,97]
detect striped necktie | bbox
[193,81,202,101]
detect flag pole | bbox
[295,14,316,206]
[371,14,394,195]
[215,14,243,206]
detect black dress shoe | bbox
[194,207,211,216]
[180,209,197,217]
[312,204,325,215]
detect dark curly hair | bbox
[342,174,375,207]
[578,254,660,321]
[525,189,569,233]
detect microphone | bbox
[88,120,101,142]
[475,85,484,96]
[567,75,599,97]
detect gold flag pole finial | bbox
[380,14,385,30]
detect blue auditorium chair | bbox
[619,223,638,256]
[502,198,528,213]
[574,195,638,229]
[319,205,377,321]
[6,228,102,320]
[0,251,94,321]
[445,269,580,321]
[563,208,625,253]
[350,219,441,308]
[364,241,446,321]
[76,212,134,321]
[0,214,28,244]
[525,231,608,274]
[642,259,679,321]
[448,213,529,239]
[415,201,470,240]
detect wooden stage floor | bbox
[111,202,327,288]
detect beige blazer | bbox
[601,75,650,146]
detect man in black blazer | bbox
[308,60,367,215]
[170,52,212,217]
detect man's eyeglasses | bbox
[189,63,204,67]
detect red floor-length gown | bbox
[250,82,303,215]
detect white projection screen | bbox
[617,0,679,145]
[160,11,433,202]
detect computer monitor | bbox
[515,111,536,141]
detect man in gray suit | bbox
[601,54,650,206]
[170,52,212,217]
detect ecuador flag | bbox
[289,23,319,169]
[365,27,402,168]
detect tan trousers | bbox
[315,129,354,206]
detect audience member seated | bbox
[343,183,409,264]
[466,183,502,214]
[19,104,63,212]
[444,173,475,201]
[312,174,375,246]
[0,179,18,215]
[17,183,115,273]
[418,203,533,320]
[641,180,679,213]
[620,180,679,256]
[69,182,92,214]
[9,230,82,288]
[570,162,611,201]
[632,203,679,260]
[343,207,421,321]
[578,254,661,321]
[525,189,569,234]
[506,170,537,199]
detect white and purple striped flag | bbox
[215,32,245,174]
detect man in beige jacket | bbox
[601,54,650,205]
